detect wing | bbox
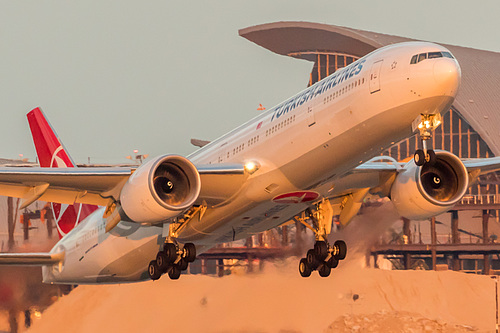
[0,252,64,266]
[336,154,500,200]
[353,155,500,175]
[0,167,132,206]
[460,157,500,175]
[0,164,246,207]
[323,154,500,226]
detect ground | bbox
[14,260,495,333]
[1,203,497,333]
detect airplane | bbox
[1,41,500,283]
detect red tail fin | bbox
[27,107,98,239]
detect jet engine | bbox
[120,155,201,223]
[390,151,468,220]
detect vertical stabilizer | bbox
[27,107,98,238]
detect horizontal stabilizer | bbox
[0,252,64,266]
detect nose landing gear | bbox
[296,199,348,278]
[412,113,441,166]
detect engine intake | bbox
[391,151,468,220]
[120,155,201,223]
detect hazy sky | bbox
[0,0,499,164]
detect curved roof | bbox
[240,22,500,156]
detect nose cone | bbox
[433,59,461,96]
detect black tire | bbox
[299,258,311,277]
[184,243,196,262]
[414,149,425,166]
[148,260,162,280]
[178,258,189,271]
[314,241,328,261]
[163,243,177,263]
[327,256,339,268]
[156,251,169,272]
[306,249,320,270]
[168,265,181,280]
[426,150,437,166]
[334,240,347,260]
[318,263,331,277]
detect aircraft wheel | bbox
[327,256,339,268]
[156,251,169,273]
[168,265,182,280]
[163,243,177,263]
[314,241,328,261]
[414,150,425,166]
[426,149,437,166]
[179,258,189,271]
[306,249,320,270]
[148,260,162,281]
[184,243,197,262]
[299,258,311,277]
[318,263,331,277]
[334,240,347,260]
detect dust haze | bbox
[2,203,496,332]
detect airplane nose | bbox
[433,59,461,95]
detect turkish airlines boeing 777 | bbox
[1,41,500,283]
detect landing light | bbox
[412,114,443,134]
[33,309,42,319]
[244,161,260,174]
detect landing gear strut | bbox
[412,113,442,167]
[297,199,348,278]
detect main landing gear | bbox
[299,240,347,277]
[297,199,348,278]
[148,242,196,281]
[412,113,441,167]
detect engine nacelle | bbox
[390,151,468,220]
[120,155,201,223]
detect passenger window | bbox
[410,55,418,64]
[418,53,427,63]
[428,52,442,59]
[442,52,454,59]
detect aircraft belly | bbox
[46,223,162,284]
[178,95,453,248]
[279,95,454,189]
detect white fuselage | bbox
[44,42,461,284]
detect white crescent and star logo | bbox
[50,146,68,168]
[49,146,83,237]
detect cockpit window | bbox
[410,51,455,64]
[428,52,442,59]
[442,51,454,59]
[417,53,427,63]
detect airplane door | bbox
[307,106,316,127]
[369,60,383,93]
